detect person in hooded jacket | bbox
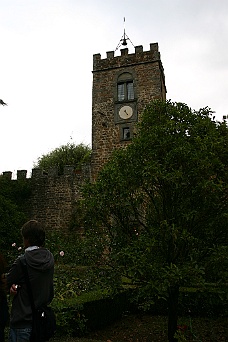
[5,220,54,342]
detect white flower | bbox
[12,243,16,247]
[59,251,65,257]
[18,247,22,251]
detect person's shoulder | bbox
[26,248,54,270]
[12,253,26,265]
[18,254,26,265]
[39,248,53,257]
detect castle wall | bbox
[2,165,91,231]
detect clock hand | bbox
[124,109,128,116]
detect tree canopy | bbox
[81,100,228,342]
[34,142,91,174]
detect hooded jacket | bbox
[7,248,54,328]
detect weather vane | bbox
[115,17,134,52]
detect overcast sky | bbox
[1,0,228,177]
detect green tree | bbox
[81,100,228,342]
[0,176,30,263]
[34,143,91,174]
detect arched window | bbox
[117,72,134,102]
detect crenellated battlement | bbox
[93,43,162,72]
[1,163,91,231]
[1,164,91,181]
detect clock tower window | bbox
[127,82,134,100]
[117,72,135,102]
[119,123,133,141]
[117,81,134,101]
[123,127,131,140]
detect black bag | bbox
[30,305,56,342]
[20,256,56,342]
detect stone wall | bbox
[2,164,91,231]
[91,43,166,179]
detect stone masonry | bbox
[91,43,166,179]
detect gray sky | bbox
[1,0,228,177]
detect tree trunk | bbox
[167,285,179,342]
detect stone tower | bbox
[91,42,166,179]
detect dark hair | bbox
[21,220,45,247]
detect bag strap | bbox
[19,255,36,314]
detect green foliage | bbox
[52,299,86,337]
[49,258,104,334]
[0,176,31,263]
[82,100,228,291]
[45,228,106,268]
[34,142,91,174]
[174,329,188,342]
[179,286,228,317]
[0,176,31,205]
[80,100,228,341]
[44,229,107,300]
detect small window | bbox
[117,83,125,101]
[123,127,131,140]
[127,82,134,100]
[120,124,132,141]
[117,73,134,102]
[117,81,134,101]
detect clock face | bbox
[119,105,133,120]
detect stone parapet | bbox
[93,43,161,72]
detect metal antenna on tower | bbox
[115,18,134,52]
